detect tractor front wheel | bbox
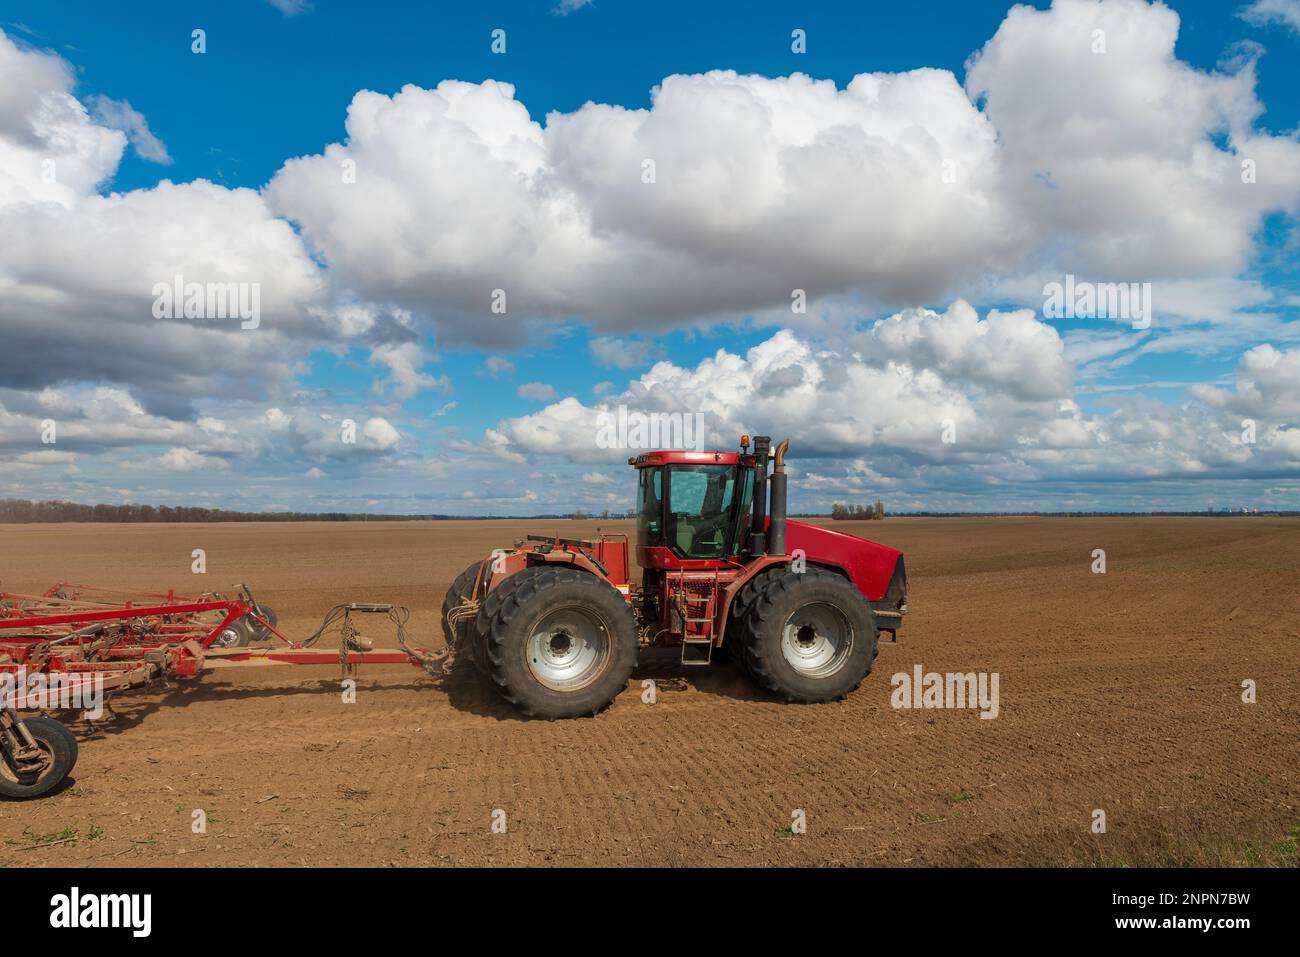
[741,569,877,702]
[723,565,785,674]
[477,567,638,719]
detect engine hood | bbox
[783,519,904,603]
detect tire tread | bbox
[741,568,876,703]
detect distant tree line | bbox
[831,500,885,520]
[4,497,1291,524]
[0,499,452,523]
[0,498,646,523]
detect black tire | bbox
[722,566,786,675]
[0,716,78,800]
[210,603,278,649]
[442,560,486,672]
[212,604,276,649]
[477,567,638,719]
[213,621,251,648]
[741,569,877,702]
[246,604,278,641]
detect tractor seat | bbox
[676,519,723,558]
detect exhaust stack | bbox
[768,438,790,556]
[749,436,771,555]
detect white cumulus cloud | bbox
[85,95,171,164]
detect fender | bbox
[713,521,907,645]
[479,547,613,597]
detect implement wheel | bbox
[246,604,278,641]
[212,604,278,648]
[476,567,638,719]
[741,568,877,703]
[0,716,78,800]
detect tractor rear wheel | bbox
[741,569,876,702]
[442,560,486,672]
[476,567,638,719]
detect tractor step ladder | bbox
[678,570,717,666]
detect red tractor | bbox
[442,435,907,718]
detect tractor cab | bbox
[630,450,755,565]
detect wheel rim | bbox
[212,626,241,648]
[525,605,612,692]
[0,736,54,787]
[781,602,853,678]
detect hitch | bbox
[298,602,449,678]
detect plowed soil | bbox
[2,517,1296,867]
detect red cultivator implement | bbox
[0,581,448,799]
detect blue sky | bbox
[1,0,1299,514]
[17,0,1299,193]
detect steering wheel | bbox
[691,512,731,554]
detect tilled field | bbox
[1,517,1297,867]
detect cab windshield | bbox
[666,464,751,559]
[638,464,754,559]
